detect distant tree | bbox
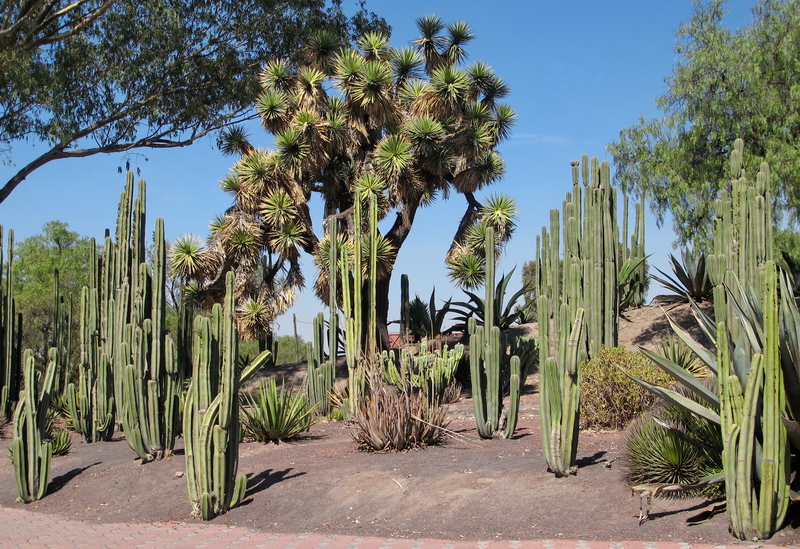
[0,0,388,203]
[608,0,800,249]
[170,16,518,348]
[11,221,93,367]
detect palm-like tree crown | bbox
[172,16,517,338]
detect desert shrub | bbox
[350,382,449,451]
[580,347,672,430]
[240,378,316,443]
[623,394,723,498]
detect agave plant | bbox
[350,379,449,451]
[240,378,316,443]
[449,267,532,332]
[407,288,452,340]
[651,250,713,304]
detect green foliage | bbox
[11,222,92,371]
[0,0,387,203]
[406,289,453,340]
[350,381,449,452]
[187,18,517,342]
[449,268,531,331]
[652,250,713,304]
[580,347,673,431]
[624,402,723,499]
[380,339,463,402]
[241,379,315,443]
[608,0,800,249]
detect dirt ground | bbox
[0,304,797,545]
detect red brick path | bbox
[0,506,791,549]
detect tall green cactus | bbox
[469,227,521,439]
[12,349,57,502]
[306,312,334,414]
[184,271,271,520]
[120,217,181,461]
[0,226,22,417]
[535,154,634,475]
[717,261,789,540]
[539,304,585,476]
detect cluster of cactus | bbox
[0,226,22,417]
[64,173,186,458]
[469,227,522,439]
[708,142,789,540]
[380,339,463,400]
[632,141,795,540]
[535,155,644,474]
[709,138,773,343]
[49,270,73,397]
[306,312,336,415]
[184,272,271,520]
[66,280,114,442]
[11,349,56,502]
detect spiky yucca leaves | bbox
[447,194,517,289]
[449,267,532,331]
[624,408,723,499]
[240,379,316,443]
[194,19,515,345]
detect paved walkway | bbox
[0,507,793,549]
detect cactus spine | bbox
[184,272,271,520]
[12,349,56,502]
[469,227,521,439]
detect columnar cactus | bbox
[469,227,521,439]
[0,227,22,417]
[534,154,636,475]
[12,349,56,502]
[184,271,271,520]
[120,217,181,461]
[717,261,789,540]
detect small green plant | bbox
[350,381,449,451]
[654,336,705,377]
[651,250,713,304]
[49,429,72,457]
[241,379,316,443]
[580,347,673,431]
[624,394,723,499]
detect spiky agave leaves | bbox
[446,194,518,289]
[358,32,391,61]
[390,47,424,84]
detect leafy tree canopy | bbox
[170,16,518,345]
[608,0,800,249]
[0,0,388,203]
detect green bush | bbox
[240,379,316,443]
[580,347,672,431]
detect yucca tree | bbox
[175,16,517,347]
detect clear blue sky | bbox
[0,0,755,340]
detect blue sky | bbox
[0,0,755,339]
